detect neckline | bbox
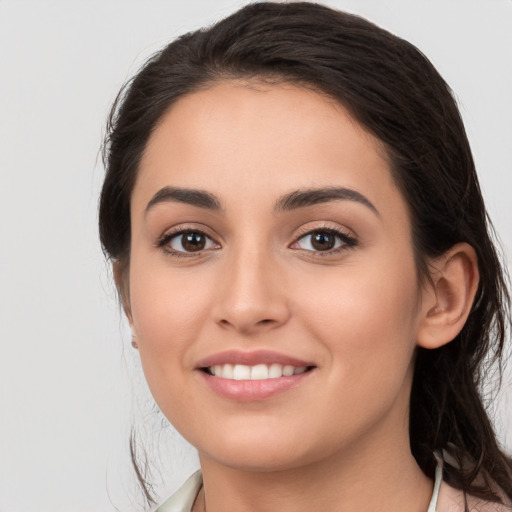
[156,457,444,512]
[427,455,443,512]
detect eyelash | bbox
[156,225,358,258]
[292,225,358,256]
[156,226,220,258]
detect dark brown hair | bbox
[99,2,512,507]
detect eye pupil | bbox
[311,232,335,251]
[182,232,206,251]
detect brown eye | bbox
[310,232,336,251]
[181,232,206,251]
[294,229,356,253]
[166,231,217,253]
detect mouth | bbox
[195,350,317,401]
[201,363,315,380]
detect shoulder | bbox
[437,481,511,512]
[153,471,203,512]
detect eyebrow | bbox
[145,186,223,214]
[145,185,379,217]
[274,187,380,216]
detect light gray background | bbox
[1,1,511,511]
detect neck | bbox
[196,420,432,512]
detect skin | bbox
[121,81,479,512]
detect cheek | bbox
[128,258,213,364]
[290,258,421,440]
[295,255,420,372]
[127,260,217,421]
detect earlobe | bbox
[417,243,479,350]
[113,261,133,324]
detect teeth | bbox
[283,365,294,376]
[250,364,269,380]
[222,364,234,379]
[233,364,251,380]
[208,363,309,380]
[268,363,282,378]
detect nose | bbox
[211,247,290,335]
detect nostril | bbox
[214,300,290,332]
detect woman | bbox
[99,2,512,511]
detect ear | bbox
[416,242,479,350]
[113,261,133,325]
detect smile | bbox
[206,363,310,380]
[196,350,316,400]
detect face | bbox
[126,81,427,472]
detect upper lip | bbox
[195,349,315,369]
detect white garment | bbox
[155,471,203,512]
[154,462,443,512]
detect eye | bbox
[158,230,219,254]
[292,228,357,253]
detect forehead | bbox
[133,81,405,221]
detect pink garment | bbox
[437,482,511,512]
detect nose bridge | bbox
[213,237,289,333]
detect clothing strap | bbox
[427,454,443,512]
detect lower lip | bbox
[198,370,313,401]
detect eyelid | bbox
[155,221,357,257]
[290,222,358,254]
[293,222,356,240]
[156,223,221,255]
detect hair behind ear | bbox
[113,260,132,323]
[410,241,512,503]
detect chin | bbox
[193,424,332,473]
[204,444,313,473]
